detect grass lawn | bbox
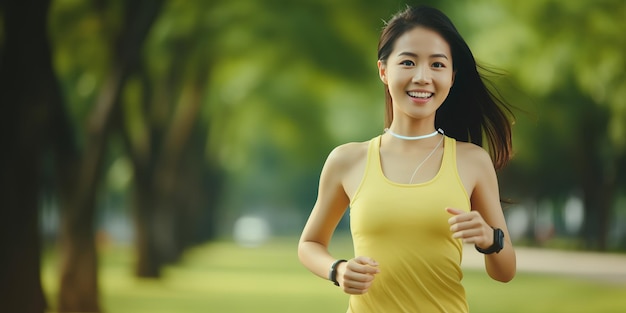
[42,236,626,313]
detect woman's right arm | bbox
[298,144,379,294]
[298,146,351,281]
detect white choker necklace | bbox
[385,128,443,140]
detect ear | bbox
[451,70,456,87]
[377,60,388,84]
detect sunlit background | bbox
[1,0,625,312]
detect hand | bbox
[337,256,380,295]
[446,207,493,249]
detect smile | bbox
[407,91,433,99]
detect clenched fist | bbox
[337,256,380,295]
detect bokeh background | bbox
[1,0,625,312]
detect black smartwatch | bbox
[475,227,504,254]
[329,259,347,286]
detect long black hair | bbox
[378,5,514,169]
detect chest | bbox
[379,147,444,185]
[350,181,469,239]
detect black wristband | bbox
[329,259,347,286]
[475,227,504,254]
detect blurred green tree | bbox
[48,0,165,310]
[118,0,224,277]
[460,0,625,249]
[41,0,407,311]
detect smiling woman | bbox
[298,5,517,313]
[378,26,455,129]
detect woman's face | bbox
[378,26,455,123]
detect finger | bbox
[343,275,374,287]
[457,234,488,245]
[450,219,483,232]
[351,256,380,274]
[447,208,470,224]
[344,270,376,283]
[448,210,481,225]
[354,256,379,267]
[348,261,380,275]
[454,230,493,248]
[451,228,482,240]
[342,274,375,294]
[344,286,371,295]
[446,207,465,216]
[341,267,376,295]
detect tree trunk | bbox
[123,73,209,277]
[57,184,100,312]
[56,0,165,310]
[580,155,616,251]
[132,169,162,277]
[581,183,614,251]
[55,57,122,313]
[579,108,615,251]
[0,0,57,312]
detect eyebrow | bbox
[397,52,449,60]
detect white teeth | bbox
[408,91,433,98]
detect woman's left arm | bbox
[448,148,516,282]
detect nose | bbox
[412,65,431,84]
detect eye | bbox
[432,62,446,68]
[400,60,415,66]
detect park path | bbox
[461,245,626,284]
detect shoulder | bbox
[455,140,494,170]
[327,140,370,164]
[325,139,371,168]
[317,139,372,198]
[454,139,497,196]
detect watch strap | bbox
[329,259,347,286]
[475,227,504,254]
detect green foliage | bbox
[47,0,625,243]
[462,0,625,165]
[49,1,109,146]
[196,0,392,215]
[455,0,624,249]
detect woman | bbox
[298,5,516,312]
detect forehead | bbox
[391,26,451,58]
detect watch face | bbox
[495,228,504,250]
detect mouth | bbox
[407,91,434,99]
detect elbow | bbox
[297,241,305,264]
[487,248,516,283]
[487,259,516,283]
[297,239,311,265]
[494,271,516,283]
[489,266,516,283]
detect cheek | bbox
[389,80,408,97]
[387,70,411,89]
[437,73,455,90]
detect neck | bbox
[385,128,442,140]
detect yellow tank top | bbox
[348,135,471,313]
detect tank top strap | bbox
[439,136,469,203]
[350,136,382,207]
[369,135,382,160]
[439,136,457,177]
[443,136,455,165]
[365,135,383,177]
